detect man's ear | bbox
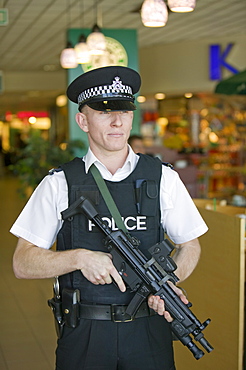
[76,112,89,132]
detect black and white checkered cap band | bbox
[78,80,133,105]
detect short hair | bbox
[128,135,143,145]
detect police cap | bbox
[66,66,141,112]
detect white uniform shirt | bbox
[10,146,208,249]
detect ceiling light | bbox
[75,0,91,64]
[184,93,193,98]
[87,24,106,55]
[155,93,166,100]
[167,0,196,13]
[87,1,106,55]
[137,96,146,103]
[141,0,168,27]
[74,34,91,64]
[56,95,67,107]
[60,0,78,69]
[60,42,78,69]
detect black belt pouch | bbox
[62,289,80,328]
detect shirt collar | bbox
[83,145,139,177]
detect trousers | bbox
[55,314,176,370]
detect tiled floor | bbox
[0,175,57,370]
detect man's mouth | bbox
[108,133,123,137]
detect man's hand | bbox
[148,282,188,322]
[80,250,126,292]
[13,237,126,294]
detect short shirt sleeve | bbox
[10,171,68,249]
[160,165,208,244]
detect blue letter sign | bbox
[209,43,239,80]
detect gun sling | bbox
[90,164,129,233]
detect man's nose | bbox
[110,112,123,126]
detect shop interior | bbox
[140,93,246,202]
[1,91,246,205]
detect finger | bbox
[149,295,159,311]
[180,294,189,305]
[164,311,173,322]
[149,295,164,315]
[155,298,173,322]
[148,295,154,307]
[156,297,165,316]
[148,295,173,322]
[167,282,189,305]
[94,275,105,285]
[94,271,113,285]
[173,286,189,305]
[102,275,113,285]
[110,268,126,292]
[148,295,160,310]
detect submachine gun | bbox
[62,195,214,360]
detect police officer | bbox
[11,66,208,370]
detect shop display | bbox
[140,94,246,202]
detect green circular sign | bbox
[82,36,128,72]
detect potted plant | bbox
[10,130,85,198]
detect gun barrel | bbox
[199,336,214,353]
[189,344,204,360]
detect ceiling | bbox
[0,0,246,113]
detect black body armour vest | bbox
[57,154,163,305]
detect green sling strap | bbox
[90,164,128,234]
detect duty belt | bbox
[79,301,156,322]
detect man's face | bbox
[77,106,133,155]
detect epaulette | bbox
[49,167,63,175]
[162,162,174,170]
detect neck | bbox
[91,146,129,175]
